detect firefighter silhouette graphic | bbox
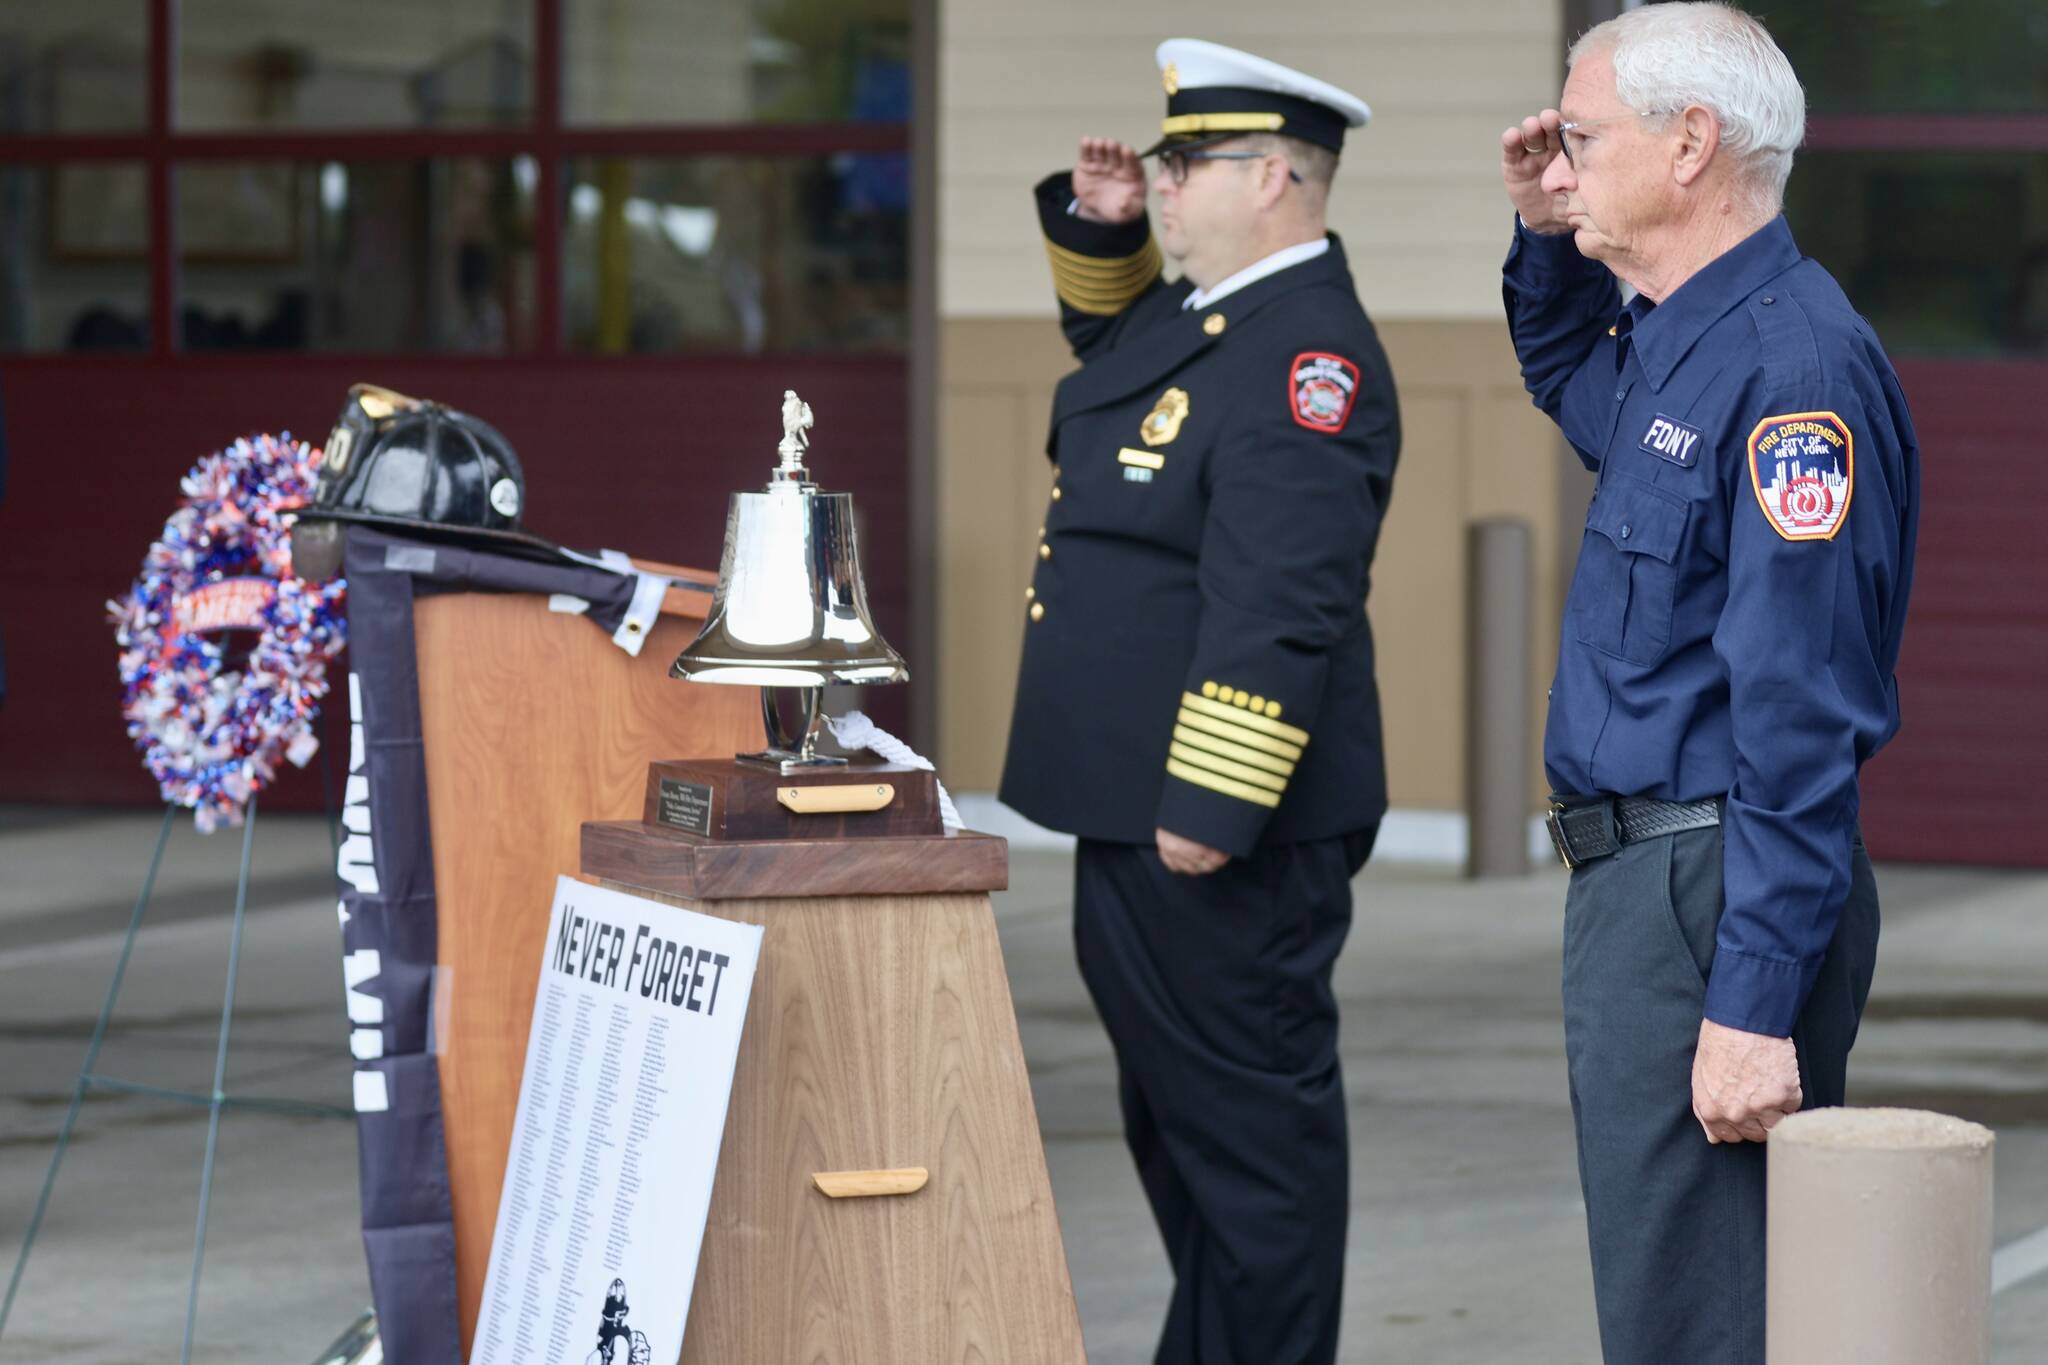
[584,1278,651,1365]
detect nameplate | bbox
[655,779,714,837]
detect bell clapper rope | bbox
[824,711,962,834]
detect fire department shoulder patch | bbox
[1747,410,1853,542]
[1289,352,1359,434]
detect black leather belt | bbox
[1545,795,1723,870]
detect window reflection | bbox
[0,0,146,134]
[1767,0,2047,116]
[1787,152,2048,358]
[563,156,907,354]
[178,0,532,131]
[178,158,534,352]
[0,164,150,351]
[565,0,910,125]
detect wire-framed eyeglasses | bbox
[1556,110,1673,167]
[1155,147,1304,187]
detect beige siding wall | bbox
[940,0,1564,321]
[933,0,1576,813]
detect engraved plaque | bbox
[657,778,715,837]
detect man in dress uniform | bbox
[1498,5,1918,1360]
[998,37,1399,1365]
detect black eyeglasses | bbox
[1155,148,1304,187]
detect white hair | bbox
[1569,2,1806,213]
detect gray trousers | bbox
[1563,824,1880,1365]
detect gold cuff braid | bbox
[1044,236,1164,316]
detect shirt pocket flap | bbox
[1587,474,1686,564]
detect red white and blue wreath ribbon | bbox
[109,433,347,831]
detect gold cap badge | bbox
[1162,62,1179,96]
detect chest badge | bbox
[1639,413,1704,468]
[1140,388,1190,447]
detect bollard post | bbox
[1768,1107,1994,1364]
[1465,519,1532,878]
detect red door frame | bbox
[0,0,919,808]
[0,0,913,361]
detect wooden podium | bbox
[414,567,760,1352]
[417,567,1084,1363]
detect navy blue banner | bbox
[334,528,651,1364]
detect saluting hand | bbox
[1073,137,1149,226]
[1691,1018,1803,1144]
[1156,827,1229,876]
[1499,110,1571,235]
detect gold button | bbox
[1233,692,1250,708]
[1039,543,1050,559]
[1200,681,1219,699]
[1203,314,1226,335]
[1030,602,1045,622]
[1248,695,1265,712]
[1264,700,1283,719]
[1051,486,1062,500]
[1025,586,1035,601]
[1217,686,1235,703]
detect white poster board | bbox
[469,875,763,1365]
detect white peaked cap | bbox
[1156,38,1371,133]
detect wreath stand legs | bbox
[0,800,353,1362]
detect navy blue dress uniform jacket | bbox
[999,172,1400,858]
[1504,215,1919,1038]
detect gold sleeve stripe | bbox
[1168,742,1291,794]
[1167,758,1283,808]
[1044,237,1163,316]
[1043,238,1161,276]
[1180,693,1310,746]
[1171,724,1294,777]
[1053,279,1154,307]
[1175,708,1303,763]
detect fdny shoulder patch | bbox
[1289,352,1359,434]
[1748,410,1853,542]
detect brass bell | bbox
[670,390,908,768]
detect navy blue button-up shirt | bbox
[1504,215,1920,1037]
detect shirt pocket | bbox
[1571,472,1688,666]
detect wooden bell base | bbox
[582,821,1007,900]
[645,756,943,841]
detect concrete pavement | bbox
[2,805,2043,1362]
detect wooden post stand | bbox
[581,821,1087,1364]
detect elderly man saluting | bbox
[1000,37,1398,1365]
[1500,5,1919,1362]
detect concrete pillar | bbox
[1465,519,1532,878]
[1768,1106,1995,1365]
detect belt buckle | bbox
[1544,802,1582,870]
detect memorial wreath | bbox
[109,433,348,831]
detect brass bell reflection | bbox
[669,390,907,769]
